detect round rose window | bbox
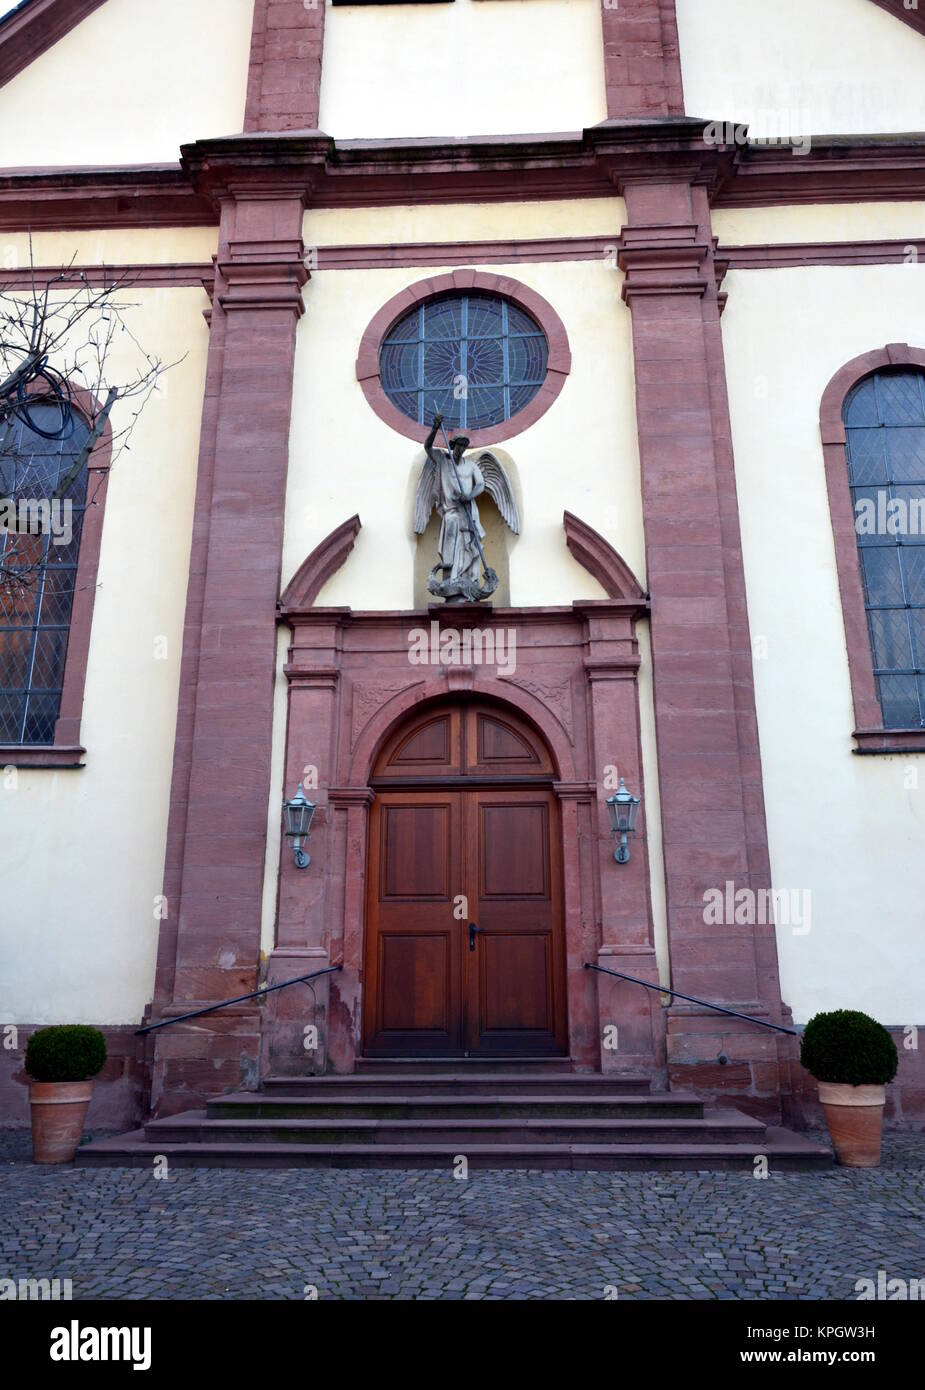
[379,292,549,432]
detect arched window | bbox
[0,400,92,746]
[379,291,549,431]
[844,369,925,730]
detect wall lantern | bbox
[606,778,640,864]
[283,783,316,869]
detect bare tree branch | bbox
[0,237,184,596]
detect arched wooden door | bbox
[362,701,567,1057]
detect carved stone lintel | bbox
[350,678,423,749]
[446,666,476,694]
[502,673,574,745]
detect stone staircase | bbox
[77,1068,832,1171]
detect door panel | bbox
[464,705,555,778]
[374,707,463,777]
[478,933,552,1032]
[363,705,566,1059]
[464,789,565,1055]
[380,803,450,900]
[363,793,462,1055]
[379,935,450,1033]
[480,802,550,898]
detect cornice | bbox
[587,116,738,196]
[714,135,925,207]
[0,165,215,231]
[1,128,925,233]
[183,127,604,209]
[180,132,331,212]
[178,121,739,211]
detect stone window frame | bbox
[356,269,571,447]
[820,343,925,754]
[0,386,113,768]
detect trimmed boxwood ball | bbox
[25,1026,107,1083]
[801,1010,898,1087]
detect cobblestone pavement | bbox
[1,1130,923,1300]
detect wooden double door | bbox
[362,703,567,1057]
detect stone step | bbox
[76,1128,833,1172]
[354,1057,576,1074]
[207,1092,704,1121]
[145,1110,765,1147]
[260,1072,653,1098]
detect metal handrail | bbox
[135,965,343,1036]
[583,962,797,1035]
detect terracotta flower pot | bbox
[817,1081,885,1168]
[29,1080,94,1164]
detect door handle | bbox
[468,922,482,953]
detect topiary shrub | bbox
[25,1026,107,1083]
[801,1010,898,1087]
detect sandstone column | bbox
[151,142,328,1113]
[612,168,788,1117]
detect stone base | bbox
[261,947,332,1079]
[149,1008,262,1118]
[666,1004,794,1124]
[594,945,666,1087]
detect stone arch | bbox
[563,510,648,602]
[278,515,361,614]
[348,676,577,788]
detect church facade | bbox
[0,0,923,1131]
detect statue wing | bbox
[476,452,520,534]
[413,453,440,534]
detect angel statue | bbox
[414,412,520,603]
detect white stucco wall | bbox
[0,284,209,1024]
[286,257,643,607]
[677,0,925,137]
[318,0,607,140]
[713,203,925,248]
[0,228,219,268]
[0,0,253,167]
[721,261,925,1025]
[304,198,625,250]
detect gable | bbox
[676,0,925,136]
[0,0,254,167]
[867,0,925,40]
[0,0,107,88]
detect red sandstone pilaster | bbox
[245,0,327,133]
[150,150,315,1113]
[600,0,685,120]
[616,177,787,1117]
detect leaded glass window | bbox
[379,292,549,430]
[844,369,925,728]
[0,402,90,744]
